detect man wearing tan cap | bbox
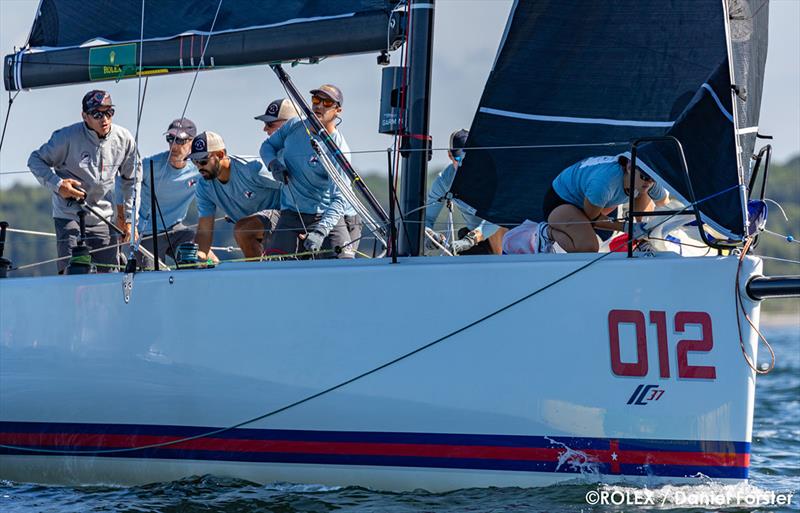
[187,131,283,261]
[255,98,299,136]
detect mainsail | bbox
[451,0,768,240]
[4,0,403,91]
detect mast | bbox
[397,0,435,257]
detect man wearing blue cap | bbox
[425,129,504,255]
[28,89,142,273]
[259,84,358,258]
[119,118,203,267]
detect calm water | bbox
[2,324,798,513]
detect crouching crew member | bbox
[28,89,141,273]
[187,131,282,261]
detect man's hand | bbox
[424,229,447,251]
[58,178,86,201]
[117,220,133,243]
[301,230,325,253]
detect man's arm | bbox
[28,129,84,199]
[425,167,452,230]
[194,215,215,260]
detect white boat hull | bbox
[0,253,762,491]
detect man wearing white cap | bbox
[187,131,282,261]
[255,98,299,136]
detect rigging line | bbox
[763,229,798,244]
[735,237,775,375]
[129,0,147,260]
[179,0,224,122]
[0,250,613,456]
[756,255,800,265]
[763,198,790,223]
[0,91,21,156]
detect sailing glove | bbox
[451,230,478,255]
[268,160,289,184]
[303,230,326,253]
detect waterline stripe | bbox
[479,107,675,128]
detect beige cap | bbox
[255,98,298,123]
[185,131,225,160]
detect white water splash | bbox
[545,436,601,476]
[262,482,342,493]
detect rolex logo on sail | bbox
[104,50,122,75]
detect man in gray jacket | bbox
[28,90,142,273]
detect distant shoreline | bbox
[761,312,800,328]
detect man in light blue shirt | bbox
[117,118,202,268]
[259,84,356,258]
[187,131,282,261]
[425,129,502,255]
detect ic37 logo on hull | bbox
[608,310,716,404]
[626,384,665,405]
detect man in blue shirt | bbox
[260,84,356,258]
[425,130,503,255]
[187,131,282,261]
[542,154,670,252]
[119,118,202,268]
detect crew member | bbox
[28,90,141,273]
[129,118,203,267]
[255,98,299,136]
[260,84,356,258]
[425,129,503,255]
[542,154,670,252]
[188,131,282,261]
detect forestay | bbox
[4,0,403,90]
[451,0,768,241]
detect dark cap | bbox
[449,129,469,158]
[310,84,343,106]
[166,118,197,138]
[185,131,226,161]
[254,98,299,123]
[82,90,113,112]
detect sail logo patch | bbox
[308,155,319,167]
[243,190,254,199]
[626,384,665,405]
[186,178,197,188]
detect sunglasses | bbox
[192,158,209,167]
[88,108,115,120]
[311,95,337,108]
[166,134,191,145]
[638,170,654,183]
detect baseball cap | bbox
[165,118,197,139]
[309,84,343,106]
[82,90,113,112]
[449,129,469,158]
[185,131,225,160]
[255,98,298,123]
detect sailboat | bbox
[0,0,797,492]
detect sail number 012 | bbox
[608,310,715,379]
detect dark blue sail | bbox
[5,0,402,90]
[451,0,767,240]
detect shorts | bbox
[268,210,353,259]
[139,222,195,268]
[542,185,581,220]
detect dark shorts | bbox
[268,210,353,259]
[542,185,581,220]
[139,222,196,268]
[54,218,119,274]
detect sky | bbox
[0,0,798,190]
